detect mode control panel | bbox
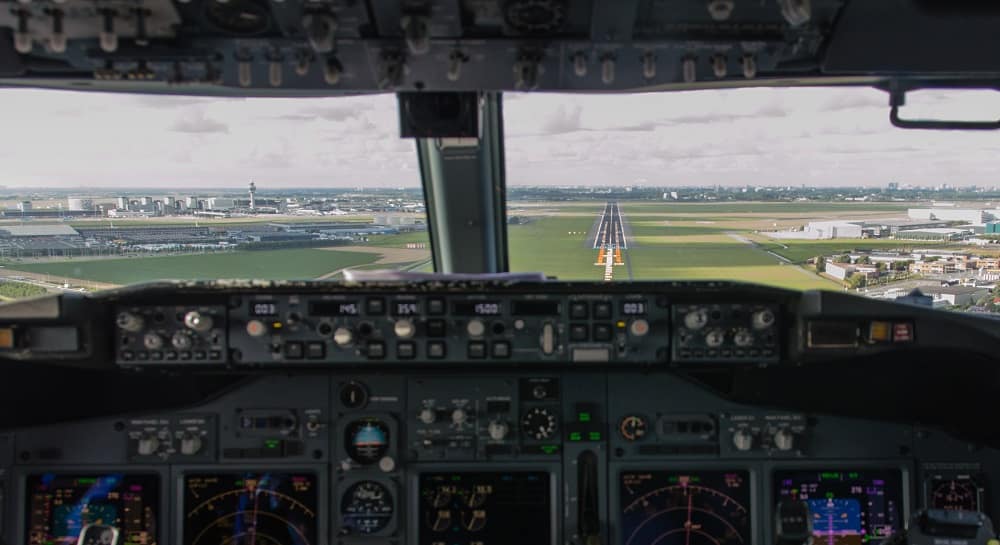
[226,293,670,366]
[115,304,226,364]
[673,303,780,363]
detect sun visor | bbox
[823,1,1000,74]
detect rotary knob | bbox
[394,319,415,339]
[452,408,468,425]
[466,319,486,337]
[142,332,164,350]
[488,419,510,440]
[684,308,709,330]
[418,408,436,424]
[733,328,754,347]
[705,328,725,347]
[333,327,353,347]
[136,434,159,456]
[732,429,754,451]
[246,319,267,337]
[773,428,795,451]
[752,309,775,330]
[171,331,193,350]
[116,311,144,332]
[180,433,202,455]
[183,311,213,332]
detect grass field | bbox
[10,248,381,284]
[504,200,952,290]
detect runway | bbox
[593,202,629,281]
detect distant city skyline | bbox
[2,87,1000,188]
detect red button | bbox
[892,323,913,342]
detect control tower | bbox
[248,181,256,211]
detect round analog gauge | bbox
[931,478,981,511]
[340,481,395,535]
[345,418,390,465]
[521,407,558,440]
[619,415,648,441]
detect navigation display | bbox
[25,473,159,545]
[183,472,318,545]
[774,469,904,545]
[620,470,752,545]
[418,471,551,545]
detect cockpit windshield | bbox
[2,87,1000,314]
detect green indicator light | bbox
[578,412,592,422]
[265,439,280,449]
[848,472,860,479]
[820,472,840,480]
[76,478,97,485]
[569,432,582,441]
[826,492,834,499]
[588,431,602,441]
[540,445,559,454]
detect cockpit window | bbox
[505,89,1000,313]
[0,91,429,298]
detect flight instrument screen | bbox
[418,471,552,545]
[182,472,318,545]
[25,473,159,545]
[773,469,904,545]
[620,470,753,545]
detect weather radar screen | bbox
[183,472,318,545]
[774,469,904,545]
[25,473,159,545]
[620,470,752,545]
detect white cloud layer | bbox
[1,86,999,188]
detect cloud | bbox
[131,95,238,109]
[821,92,887,111]
[273,103,372,122]
[169,112,229,134]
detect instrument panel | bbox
[3,371,997,545]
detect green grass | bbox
[11,248,380,284]
[755,239,945,263]
[365,231,432,248]
[508,215,601,280]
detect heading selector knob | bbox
[184,311,213,332]
[333,327,353,347]
[394,319,415,339]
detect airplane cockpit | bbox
[1,2,1000,545]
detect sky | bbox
[2,86,1000,189]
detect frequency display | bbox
[183,472,318,545]
[774,469,904,545]
[25,473,159,545]
[620,470,752,545]
[418,472,551,545]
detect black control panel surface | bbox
[2,372,998,545]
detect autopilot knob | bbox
[394,319,415,339]
[183,310,213,332]
[136,434,159,456]
[732,429,754,451]
[488,419,510,440]
[116,311,144,332]
[333,327,353,347]
[451,408,468,425]
[773,428,795,451]
[466,319,486,338]
[418,408,436,425]
[171,330,193,350]
[180,433,202,455]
